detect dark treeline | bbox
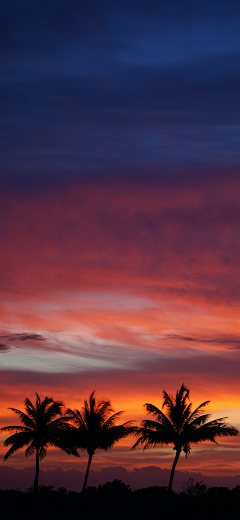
[1,480,240,520]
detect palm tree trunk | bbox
[168,449,181,492]
[34,447,40,493]
[82,452,93,492]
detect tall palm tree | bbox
[66,391,134,491]
[132,384,239,492]
[0,393,79,492]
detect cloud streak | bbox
[0,333,45,342]
[1,2,240,184]
[1,464,240,492]
[167,334,240,349]
[0,344,9,352]
[1,0,240,478]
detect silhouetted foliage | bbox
[66,391,135,491]
[1,481,240,520]
[182,478,207,496]
[97,479,131,497]
[0,394,79,492]
[132,383,239,491]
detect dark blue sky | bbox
[1,0,240,184]
[1,1,240,484]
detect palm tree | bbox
[132,384,239,492]
[0,393,79,492]
[66,391,134,491]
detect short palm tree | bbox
[0,393,79,492]
[132,384,239,492]
[66,391,134,491]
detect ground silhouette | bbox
[1,479,240,520]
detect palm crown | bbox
[1,393,79,491]
[132,384,239,491]
[66,391,134,490]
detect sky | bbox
[1,0,240,490]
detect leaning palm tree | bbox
[132,384,239,492]
[0,393,79,492]
[66,391,134,491]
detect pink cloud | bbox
[1,177,240,476]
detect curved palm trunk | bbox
[34,447,40,493]
[82,452,93,492]
[168,449,181,492]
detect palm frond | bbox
[39,445,47,460]
[142,418,162,430]
[0,425,32,433]
[46,417,71,430]
[43,400,64,425]
[185,401,211,426]
[65,408,86,428]
[7,408,35,429]
[144,403,161,417]
[131,427,173,450]
[100,422,135,447]
[102,411,124,429]
[3,431,34,460]
[191,419,239,443]
[3,444,25,460]
[183,442,191,457]
[4,431,34,447]
[24,398,37,421]
[185,412,211,429]
[144,403,175,432]
[25,440,37,458]
[181,402,192,425]
[46,433,80,457]
[96,400,113,417]
[177,384,189,405]
[162,391,175,415]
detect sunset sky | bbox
[1,0,240,487]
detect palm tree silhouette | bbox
[132,384,239,492]
[66,391,134,491]
[0,393,79,492]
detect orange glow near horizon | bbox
[1,178,240,479]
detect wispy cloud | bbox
[0,344,9,352]
[0,333,45,342]
[167,334,240,349]
[0,332,46,354]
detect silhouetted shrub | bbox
[1,481,240,520]
[182,478,207,496]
